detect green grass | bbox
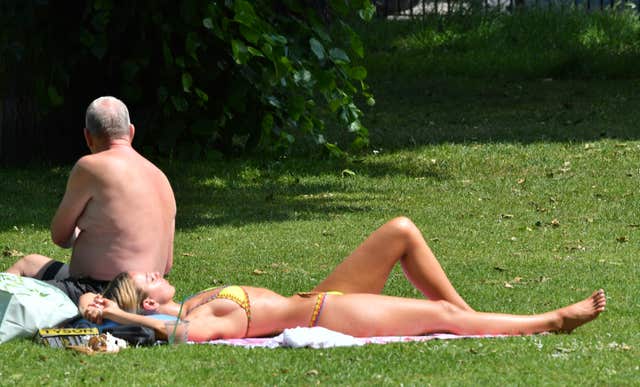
[1,132,638,385]
[357,9,640,80]
[2,13,640,386]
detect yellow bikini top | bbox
[195,285,251,336]
[216,286,251,317]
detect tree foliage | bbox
[0,0,375,162]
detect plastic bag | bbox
[0,274,78,344]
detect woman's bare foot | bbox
[554,289,606,333]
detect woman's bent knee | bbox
[387,216,418,236]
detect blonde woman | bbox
[82,265,605,342]
[80,217,606,341]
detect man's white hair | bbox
[85,96,131,139]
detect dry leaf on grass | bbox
[2,247,23,257]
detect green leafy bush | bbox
[0,0,375,161]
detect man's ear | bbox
[141,297,159,313]
[83,128,94,150]
[129,124,135,143]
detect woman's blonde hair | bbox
[102,272,148,313]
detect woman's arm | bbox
[91,298,170,339]
[88,298,245,342]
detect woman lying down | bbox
[80,271,605,342]
[80,218,606,342]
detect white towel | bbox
[197,327,505,348]
[278,327,363,349]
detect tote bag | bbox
[0,274,78,344]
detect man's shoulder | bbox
[71,154,99,173]
[73,153,112,173]
[76,150,169,182]
[76,149,140,168]
[76,151,112,165]
[72,152,130,182]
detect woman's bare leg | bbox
[446,289,607,335]
[5,254,55,278]
[319,290,606,337]
[312,216,473,311]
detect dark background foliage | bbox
[0,0,374,165]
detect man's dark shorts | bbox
[40,261,110,305]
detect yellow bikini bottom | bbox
[298,291,343,327]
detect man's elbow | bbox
[52,226,79,248]
[51,231,71,248]
[51,234,66,247]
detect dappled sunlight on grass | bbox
[359,9,640,79]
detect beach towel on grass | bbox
[196,327,505,349]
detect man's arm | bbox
[51,160,94,248]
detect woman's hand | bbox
[82,295,122,324]
[83,295,105,324]
[99,297,123,317]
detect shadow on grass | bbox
[0,167,67,230]
[164,158,449,229]
[348,13,640,148]
[359,77,640,151]
[0,157,450,230]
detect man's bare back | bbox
[65,144,175,280]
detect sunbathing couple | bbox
[80,217,606,342]
[5,96,605,342]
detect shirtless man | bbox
[6,96,176,304]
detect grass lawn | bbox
[2,16,640,386]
